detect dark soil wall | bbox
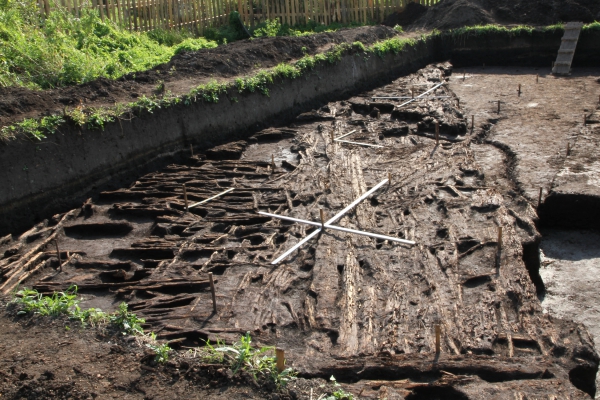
[1,28,599,236]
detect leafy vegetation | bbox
[12,286,170,363]
[188,332,297,388]
[0,1,217,89]
[324,376,354,400]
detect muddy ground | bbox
[383,0,600,31]
[0,26,398,130]
[1,64,600,399]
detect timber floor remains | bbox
[1,64,597,399]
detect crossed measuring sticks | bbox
[260,178,416,265]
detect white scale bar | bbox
[259,212,415,245]
[269,179,390,264]
[336,140,383,148]
[396,82,445,109]
[371,96,450,100]
[334,130,357,141]
[188,188,235,209]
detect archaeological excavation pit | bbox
[1,25,600,400]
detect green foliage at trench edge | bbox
[1,22,599,142]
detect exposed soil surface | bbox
[384,0,600,31]
[2,64,600,398]
[540,229,600,399]
[0,25,398,130]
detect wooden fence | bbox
[37,0,439,32]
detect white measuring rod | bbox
[188,187,235,209]
[259,212,415,245]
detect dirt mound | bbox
[0,25,397,130]
[382,2,428,28]
[384,0,600,31]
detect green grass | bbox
[12,286,173,362]
[0,1,217,90]
[190,332,297,388]
[583,21,600,33]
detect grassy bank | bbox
[0,1,218,89]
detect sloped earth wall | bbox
[0,29,599,237]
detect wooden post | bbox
[183,184,188,211]
[435,324,441,353]
[566,142,571,156]
[271,155,276,169]
[435,122,439,144]
[463,70,465,81]
[457,98,460,108]
[518,84,521,97]
[388,172,391,186]
[411,88,414,99]
[276,348,285,373]
[538,187,543,209]
[55,239,62,271]
[208,272,217,313]
[583,114,586,126]
[536,74,539,84]
[497,100,500,114]
[190,144,193,156]
[471,115,474,133]
[497,226,503,250]
[320,209,325,228]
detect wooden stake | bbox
[183,184,188,211]
[463,71,465,81]
[435,122,439,144]
[536,74,539,84]
[388,172,391,186]
[208,272,217,313]
[54,239,62,271]
[320,209,325,228]
[276,348,285,373]
[457,98,460,107]
[583,115,586,126]
[330,130,334,142]
[566,142,571,156]
[271,155,276,169]
[518,84,521,97]
[471,115,475,132]
[411,88,414,99]
[497,100,501,114]
[190,144,193,157]
[497,226,503,250]
[435,324,441,353]
[538,187,543,209]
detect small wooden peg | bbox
[518,84,521,97]
[435,324,441,353]
[435,122,440,144]
[457,98,460,107]
[208,272,217,313]
[271,155,276,169]
[190,144,193,157]
[583,115,586,126]
[411,88,415,99]
[330,130,334,142]
[463,71,466,81]
[497,100,501,114]
[538,187,543,209]
[471,115,475,132]
[536,74,539,84]
[320,209,325,228]
[497,226,503,250]
[276,348,285,373]
[566,142,571,156]
[388,172,392,185]
[55,239,62,271]
[183,184,188,211]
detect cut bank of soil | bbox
[383,0,600,31]
[0,26,398,131]
[1,64,598,398]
